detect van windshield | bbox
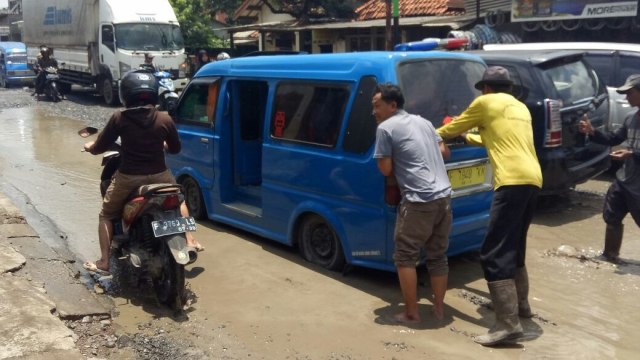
[398,59,485,127]
[6,55,27,64]
[542,60,598,105]
[115,23,185,51]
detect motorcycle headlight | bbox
[119,62,131,76]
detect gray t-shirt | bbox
[592,110,640,207]
[374,109,452,203]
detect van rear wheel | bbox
[299,214,345,271]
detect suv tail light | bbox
[544,99,562,148]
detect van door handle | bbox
[200,138,209,143]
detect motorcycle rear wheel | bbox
[153,245,186,310]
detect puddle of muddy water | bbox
[0,107,101,260]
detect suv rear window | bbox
[398,59,485,126]
[541,60,598,105]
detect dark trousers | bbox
[603,180,640,226]
[35,71,46,93]
[481,185,539,282]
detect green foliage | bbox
[169,0,240,48]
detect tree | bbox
[169,0,242,48]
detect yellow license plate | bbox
[448,164,486,189]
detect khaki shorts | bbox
[393,197,452,275]
[100,169,176,220]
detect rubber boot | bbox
[602,224,623,263]
[474,279,523,346]
[515,267,533,318]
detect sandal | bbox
[83,261,111,276]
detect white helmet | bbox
[216,52,230,61]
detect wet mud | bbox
[2,87,640,359]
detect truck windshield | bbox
[398,59,485,127]
[6,55,28,64]
[115,23,185,51]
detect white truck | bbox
[22,0,189,105]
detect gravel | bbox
[0,85,118,128]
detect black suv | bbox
[471,50,610,194]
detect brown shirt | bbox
[90,105,181,175]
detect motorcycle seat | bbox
[135,183,182,198]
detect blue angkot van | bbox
[0,42,36,88]
[166,51,494,272]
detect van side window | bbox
[271,82,350,147]
[343,76,378,154]
[175,80,218,126]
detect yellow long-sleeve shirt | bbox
[437,93,543,189]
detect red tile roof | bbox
[356,0,465,21]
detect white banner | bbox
[512,1,638,22]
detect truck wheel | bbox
[101,78,119,106]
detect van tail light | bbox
[384,176,401,206]
[544,99,562,148]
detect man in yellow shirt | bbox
[437,66,542,346]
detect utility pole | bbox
[392,0,400,46]
[385,0,392,50]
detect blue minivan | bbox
[0,42,36,88]
[166,51,494,272]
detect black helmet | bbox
[119,70,158,107]
[40,47,49,57]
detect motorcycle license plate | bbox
[151,216,197,237]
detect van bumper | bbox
[6,76,36,87]
[539,148,611,195]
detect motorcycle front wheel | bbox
[48,82,62,102]
[153,243,186,311]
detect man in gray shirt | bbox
[579,74,640,263]
[373,83,452,323]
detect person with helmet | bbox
[216,52,230,61]
[141,53,158,73]
[82,70,203,275]
[34,46,58,95]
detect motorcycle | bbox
[154,70,179,113]
[137,64,179,112]
[36,66,62,102]
[79,126,196,310]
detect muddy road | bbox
[1,87,639,359]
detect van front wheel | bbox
[181,177,206,220]
[299,215,345,271]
